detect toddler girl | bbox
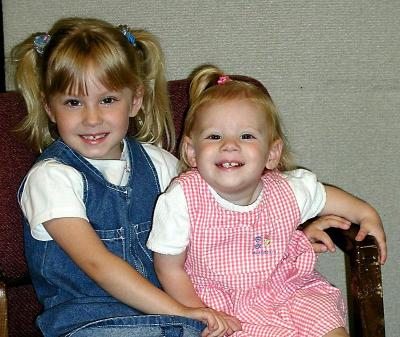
[147,65,387,337]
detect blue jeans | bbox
[63,315,205,337]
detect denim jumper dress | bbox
[20,138,204,337]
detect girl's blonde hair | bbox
[11,17,174,152]
[180,65,294,172]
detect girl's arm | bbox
[44,217,240,337]
[320,185,387,264]
[154,250,204,307]
[153,251,242,333]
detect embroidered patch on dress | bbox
[253,234,273,255]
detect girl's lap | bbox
[63,315,205,337]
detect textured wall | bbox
[3,1,400,335]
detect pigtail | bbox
[131,30,175,151]
[11,35,53,152]
[189,65,223,104]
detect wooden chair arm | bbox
[326,224,385,337]
[0,272,8,337]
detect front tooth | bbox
[84,134,104,140]
[222,162,237,168]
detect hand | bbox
[356,217,387,264]
[183,307,242,337]
[214,310,242,336]
[302,216,351,253]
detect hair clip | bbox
[119,25,136,46]
[217,75,231,85]
[33,33,51,55]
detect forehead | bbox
[197,98,267,126]
[54,64,121,96]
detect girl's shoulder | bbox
[26,159,82,183]
[174,169,202,185]
[281,168,318,186]
[141,143,178,166]
[263,168,322,201]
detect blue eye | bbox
[241,133,255,140]
[206,134,222,140]
[64,99,81,107]
[102,96,118,104]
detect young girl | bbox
[147,66,387,337]
[14,18,241,337]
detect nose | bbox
[221,137,239,152]
[82,106,102,126]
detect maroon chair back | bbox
[0,92,41,337]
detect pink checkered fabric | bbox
[177,170,346,337]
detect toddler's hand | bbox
[356,218,387,264]
[302,215,351,253]
[184,307,241,337]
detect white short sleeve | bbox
[19,160,87,241]
[142,144,179,191]
[283,169,326,223]
[147,182,190,255]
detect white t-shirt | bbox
[147,169,326,255]
[19,140,178,241]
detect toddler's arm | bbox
[320,185,387,264]
[154,250,204,307]
[154,251,242,335]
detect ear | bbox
[129,86,144,117]
[266,139,283,170]
[183,136,197,168]
[44,101,56,123]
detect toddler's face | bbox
[184,98,282,205]
[44,70,142,160]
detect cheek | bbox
[249,145,269,164]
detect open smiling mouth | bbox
[81,133,108,141]
[218,162,244,168]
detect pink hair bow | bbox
[217,75,231,85]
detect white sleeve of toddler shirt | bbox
[283,168,326,223]
[147,182,190,255]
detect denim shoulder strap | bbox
[126,138,161,223]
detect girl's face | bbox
[45,72,142,160]
[184,98,282,205]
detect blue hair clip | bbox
[33,33,51,55]
[119,25,136,46]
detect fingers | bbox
[221,314,242,333]
[373,232,387,264]
[199,311,217,337]
[355,227,368,242]
[311,242,328,253]
[197,308,239,337]
[356,225,387,265]
[311,231,336,252]
[314,215,351,230]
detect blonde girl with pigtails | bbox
[12,18,174,153]
[14,18,241,337]
[148,65,387,337]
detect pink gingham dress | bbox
[177,170,346,337]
